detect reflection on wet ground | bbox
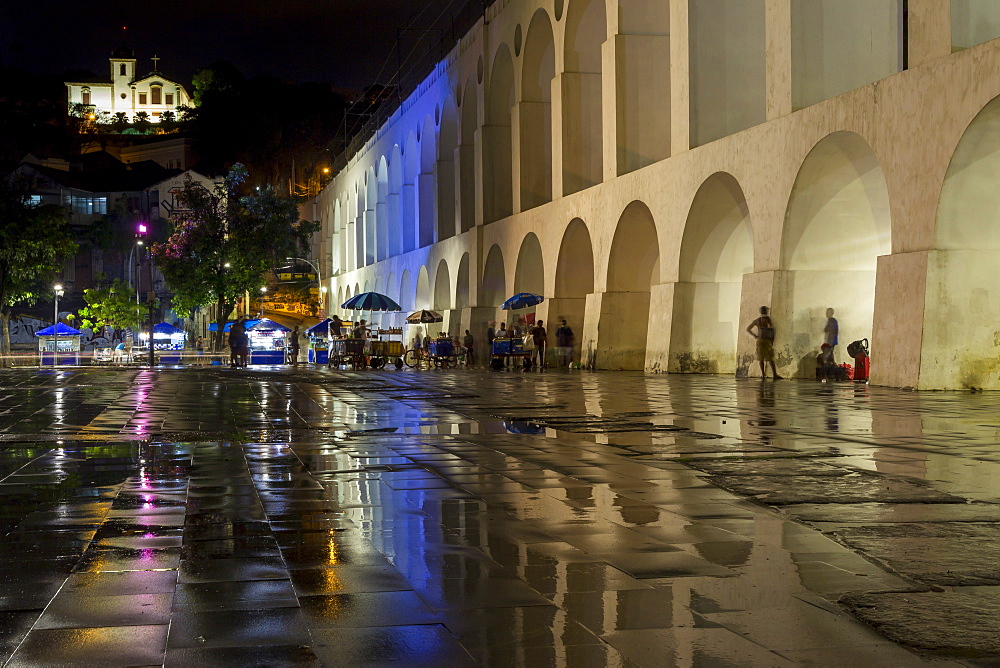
[0,366,997,665]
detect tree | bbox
[0,173,78,364]
[111,112,130,133]
[76,278,142,342]
[151,164,319,351]
[159,110,178,133]
[133,111,151,134]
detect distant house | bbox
[65,42,190,123]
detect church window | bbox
[151,87,161,104]
[165,93,173,106]
[120,93,127,100]
[81,88,90,105]
[139,93,147,105]
[120,63,127,76]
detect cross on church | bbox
[151,55,160,71]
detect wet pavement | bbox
[0,366,997,666]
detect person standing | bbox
[532,320,547,369]
[824,308,839,361]
[555,319,574,367]
[746,306,782,380]
[229,318,248,368]
[289,326,301,367]
[463,329,475,366]
[195,336,205,365]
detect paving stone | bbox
[832,523,1000,586]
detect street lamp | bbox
[259,287,267,318]
[136,222,155,367]
[53,283,64,367]
[286,257,324,316]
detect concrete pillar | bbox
[646,283,676,373]
[765,0,792,120]
[559,71,603,196]
[472,127,486,227]
[871,251,926,389]
[346,221,356,271]
[669,0,690,156]
[738,270,780,377]
[907,0,951,68]
[437,158,457,240]
[588,291,653,370]
[466,306,496,365]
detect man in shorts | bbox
[746,306,783,380]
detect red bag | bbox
[839,363,854,380]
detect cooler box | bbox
[384,340,404,356]
[510,339,525,355]
[492,338,512,355]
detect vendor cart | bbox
[371,328,405,369]
[490,337,530,370]
[329,337,368,368]
[427,337,459,368]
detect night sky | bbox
[0,0,467,91]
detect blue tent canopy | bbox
[306,318,332,336]
[152,322,183,335]
[248,318,290,332]
[35,322,82,336]
[208,319,261,332]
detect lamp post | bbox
[286,257,324,316]
[53,283,64,367]
[136,223,155,367]
[259,287,267,318]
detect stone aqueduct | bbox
[308,0,1000,390]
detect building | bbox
[309,0,1000,390]
[65,43,190,123]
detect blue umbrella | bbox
[501,292,544,310]
[152,322,183,335]
[341,292,402,312]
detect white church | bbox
[65,43,190,122]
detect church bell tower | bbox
[110,41,136,112]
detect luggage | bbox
[847,338,869,359]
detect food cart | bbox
[370,328,405,369]
[428,336,459,368]
[247,318,290,365]
[306,319,331,364]
[490,336,529,370]
[328,337,367,368]
[36,322,82,366]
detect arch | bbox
[782,131,890,378]
[924,96,1000,388]
[376,156,389,262]
[415,266,431,309]
[485,44,514,223]
[455,253,471,308]
[670,173,753,374]
[562,0,606,195]
[520,9,555,210]
[418,116,437,247]
[403,131,420,253]
[433,259,452,311]
[437,96,459,242]
[388,144,403,257]
[482,244,507,309]
[599,201,660,369]
[514,232,545,295]
[459,78,479,232]
[554,218,595,362]
[333,199,344,274]
[363,167,377,265]
[399,269,412,311]
[337,286,344,314]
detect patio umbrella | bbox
[501,292,544,310]
[342,292,402,311]
[405,310,443,324]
